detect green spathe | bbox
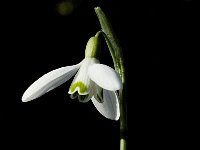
[69,81,88,94]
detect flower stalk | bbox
[95,7,128,150]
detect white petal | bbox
[88,64,122,91]
[22,64,80,102]
[92,89,120,120]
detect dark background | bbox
[2,0,196,149]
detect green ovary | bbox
[69,81,88,94]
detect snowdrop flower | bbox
[22,35,122,120]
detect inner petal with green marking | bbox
[69,81,88,94]
[68,58,99,96]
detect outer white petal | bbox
[91,89,120,120]
[88,64,122,91]
[22,64,81,102]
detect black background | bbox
[2,0,197,149]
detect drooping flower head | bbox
[22,34,122,120]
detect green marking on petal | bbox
[69,81,88,94]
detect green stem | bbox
[95,7,128,150]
